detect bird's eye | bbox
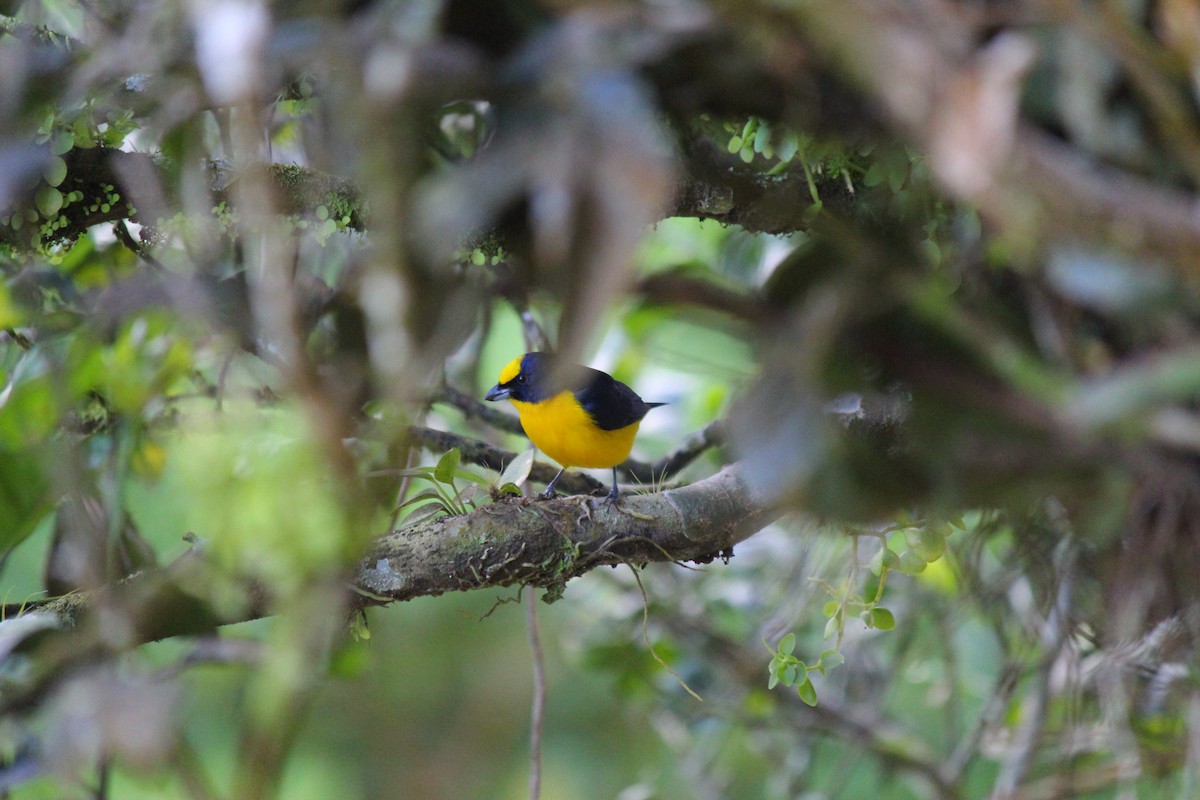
[516,374,526,383]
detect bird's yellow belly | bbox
[512,392,639,469]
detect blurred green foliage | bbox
[4,0,1200,798]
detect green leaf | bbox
[776,135,799,163]
[727,135,743,153]
[819,649,844,670]
[35,186,63,218]
[768,672,779,690]
[386,467,437,481]
[782,663,798,685]
[778,632,796,656]
[0,447,53,552]
[453,469,491,488]
[898,549,927,574]
[434,448,461,484]
[42,155,68,187]
[50,130,75,155]
[913,526,947,562]
[394,487,448,513]
[870,546,900,576]
[753,121,771,154]
[823,615,839,640]
[797,678,818,707]
[869,607,896,631]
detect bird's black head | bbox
[484,352,559,403]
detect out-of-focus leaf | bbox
[867,607,896,631]
[819,649,844,670]
[1067,347,1200,430]
[0,374,59,447]
[160,406,356,600]
[1046,248,1171,313]
[0,613,59,661]
[413,13,676,362]
[796,677,818,706]
[433,448,461,484]
[43,670,178,776]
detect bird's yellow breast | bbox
[511,392,640,469]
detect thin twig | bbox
[619,421,725,485]
[113,220,165,272]
[989,535,1077,799]
[525,590,545,800]
[629,566,703,702]
[437,384,525,435]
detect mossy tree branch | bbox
[0,148,367,251]
[5,463,773,710]
[359,462,768,603]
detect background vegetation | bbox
[4,0,1200,798]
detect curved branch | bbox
[358,462,773,602]
[8,463,774,650]
[618,420,726,484]
[1,148,367,250]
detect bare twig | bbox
[525,591,544,800]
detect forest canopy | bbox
[3,0,1200,798]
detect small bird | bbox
[485,352,664,500]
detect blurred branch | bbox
[803,698,963,800]
[636,269,766,321]
[1,148,366,250]
[669,132,854,234]
[669,619,965,800]
[6,131,846,255]
[435,384,525,435]
[780,0,1200,272]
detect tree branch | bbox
[359,462,770,602]
[10,463,772,642]
[1,148,367,250]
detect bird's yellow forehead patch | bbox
[498,356,523,385]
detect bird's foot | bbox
[538,487,559,500]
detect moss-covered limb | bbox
[2,132,842,254]
[358,463,773,602]
[242,163,367,231]
[0,148,369,251]
[669,133,854,235]
[9,463,772,654]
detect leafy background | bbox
[5,0,1200,798]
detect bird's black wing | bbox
[573,368,660,431]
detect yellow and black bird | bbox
[485,352,664,500]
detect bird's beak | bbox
[484,384,510,402]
